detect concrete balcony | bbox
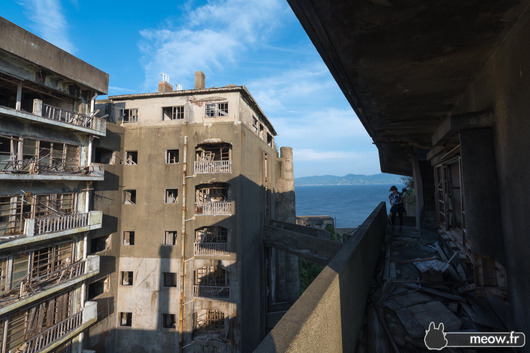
[194,202,232,216]
[193,285,230,299]
[0,100,106,137]
[194,160,232,174]
[194,242,230,257]
[0,211,103,250]
[0,163,104,181]
[22,301,97,353]
[0,255,100,315]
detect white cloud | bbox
[19,0,75,53]
[138,0,288,89]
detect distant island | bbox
[295,173,404,186]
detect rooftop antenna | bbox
[161,73,169,83]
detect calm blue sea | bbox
[295,184,404,228]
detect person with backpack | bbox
[389,185,405,232]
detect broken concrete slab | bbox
[393,292,432,307]
[408,301,461,333]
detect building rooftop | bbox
[106,84,277,135]
[0,17,108,94]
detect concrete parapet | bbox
[254,202,387,353]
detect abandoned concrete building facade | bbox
[86,73,297,353]
[0,18,298,353]
[0,18,108,352]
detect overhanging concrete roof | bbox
[0,17,108,94]
[287,0,529,174]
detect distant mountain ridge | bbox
[295,173,403,186]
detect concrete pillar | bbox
[459,128,504,264]
[410,150,424,230]
[194,71,205,90]
[274,147,299,303]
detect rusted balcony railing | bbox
[23,311,83,353]
[194,160,232,174]
[193,285,230,299]
[194,242,229,256]
[42,103,95,129]
[194,202,231,216]
[35,213,89,235]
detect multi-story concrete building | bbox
[86,72,297,353]
[0,18,108,352]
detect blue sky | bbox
[2,0,382,177]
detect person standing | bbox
[389,185,405,232]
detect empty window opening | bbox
[252,116,259,133]
[195,183,231,215]
[121,271,133,286]
[163,314,176,329]
[163,272,177,287]
[163,106,184,120]
[165,189,178,204]
[121,109,138,123]
[164,231,178,246]
[166,149,179,164]
[125,151,138,165]
[195,226,228,243]
[195,184,230,203]
[195,143,231,162]
[267,133,273,147]
[88,276,110,300]
[95,147,114,164]
[120,312,132,327]
[123,231,135,246]
[124,190,136,204]
[205,102,228,117]
[90,235,110,254]
[194,310,225,339]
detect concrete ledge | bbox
[254,202,387,353]
[263,225,342,266]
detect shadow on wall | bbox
[86,174,298,353]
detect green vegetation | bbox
[401,176,415,205]
[299,224,341,294]
[298,258,323,294]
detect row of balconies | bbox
[0,211,102,249]
[0,99,106,136]
[0,297,97,353]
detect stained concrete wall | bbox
[254,203,387,353]
[0,17,108,94]
[451,5,530,341]
[88,87,282,353]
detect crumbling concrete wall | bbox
[451,6,530,340]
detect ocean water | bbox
[295,184,405,228]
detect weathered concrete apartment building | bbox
[1,17,297,353]
[0,18,107,352]
[88,73,296,353]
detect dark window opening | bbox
[124,190,136,204]
[121,271,133,286]
[120,312,132,326]
[163,272,177,287]
[123,231,135,246]
[166,149,179,164]
[125,151,138,165]
[163,314,176,329]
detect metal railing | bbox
[194,242,229,256]
[193,285,230,299]
[194,160,232,174]
[22,311,83,353]
[35,213,89,235]
[42,103,95,129]
[194,202,231,216]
